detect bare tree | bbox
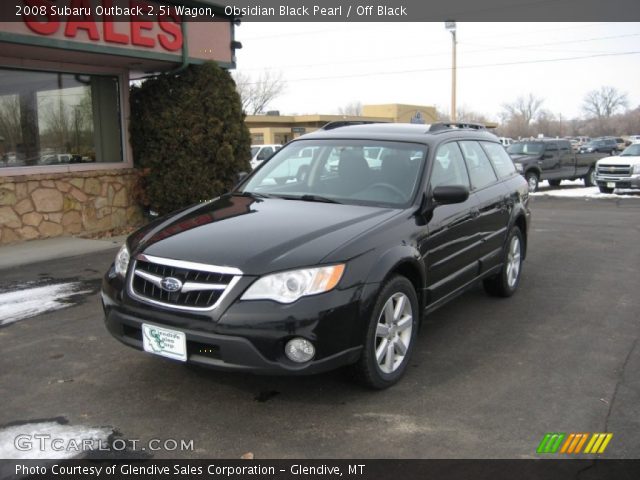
[500,93,544,137]
[233,70,286,115]
[0,96,22,151]
[582,86,628,120]
[337,101,363,116]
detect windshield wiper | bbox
[279,194,342,204]
[227,191,272,199]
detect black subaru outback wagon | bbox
[102,122,531,389]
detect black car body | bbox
[578,138,618,155]
[507,138,605,192]
[102,123,531,388]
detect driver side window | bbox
[430,142,470,189]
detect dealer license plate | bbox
[607,182,616,189]
[142,323,187,362]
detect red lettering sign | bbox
[20,0,183,52]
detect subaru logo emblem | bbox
[160,277,183,293]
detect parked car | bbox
[575,136,591,147]
[102,122,530,389]
[249,144,282,169]
[595,143,640,193]
[626,135,640,145]
[613,137,626,151]
[498,137,514,147]
[507,139,604,192]
[578,138,618,156]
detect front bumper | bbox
[101,274,373,375]
[595,173,640,190]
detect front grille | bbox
[597,164,631,177]
[129,255,241,311]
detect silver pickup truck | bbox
[595,144,640,193]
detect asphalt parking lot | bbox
[1,195,639,459]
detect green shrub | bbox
[130,62,251,215]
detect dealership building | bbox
[0,0,238,245]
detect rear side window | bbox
[430,142,470,189]
[481,142,516,179]
[459,141,498,190]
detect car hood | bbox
[597,155,640,165]
[129,195,400,275]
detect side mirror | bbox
[432,185,469,205]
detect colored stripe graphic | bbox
[537,433,613,454]
[560,433,589,454]
[584,433,613,454]
[537,433,565,453]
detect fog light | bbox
[285,338,315,363]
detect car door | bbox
[459,140,511,275]
[541,142,562,180]
[558,141,578,177]
[421,141,481,305]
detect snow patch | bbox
[0,282,90,326]
[0,421,112,459]
[532,180,640,199]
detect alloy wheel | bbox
[506,235,522,288]
[374,292,413,374]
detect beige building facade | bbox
[247,104,438,145]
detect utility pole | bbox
[445,21,457,122]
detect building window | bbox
[251,133,264,145]
[0,67,123,168]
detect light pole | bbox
[445,21,457,122]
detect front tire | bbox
[525,171,539,192]
[353,276,419,389]
[483,227,524,298]
[584,167,596,187]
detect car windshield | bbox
[506,142,544,155]
[239,139,428,208]
[621,144,640,156]
[250,147,260,157]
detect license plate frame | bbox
[142,323,187,362]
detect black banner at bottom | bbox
[2,459,640,480]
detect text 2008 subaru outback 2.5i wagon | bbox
[102,122,531,389]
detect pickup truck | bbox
[595,144,640,193]
[507,139,605,192]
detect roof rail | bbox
[428,122,487,132]
[320,120,388,131]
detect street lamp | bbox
[445,21,457,122]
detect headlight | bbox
[515,163,523,173]
[114,244,130,278]
[241,264,345,304]
[633,164,640,174]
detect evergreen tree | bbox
[130,62,251,215]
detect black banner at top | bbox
[0,0,639,22]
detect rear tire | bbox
[548,179,561,187]
[352,276,419,389]
[599,186,614,194]
[483,227,524,298]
